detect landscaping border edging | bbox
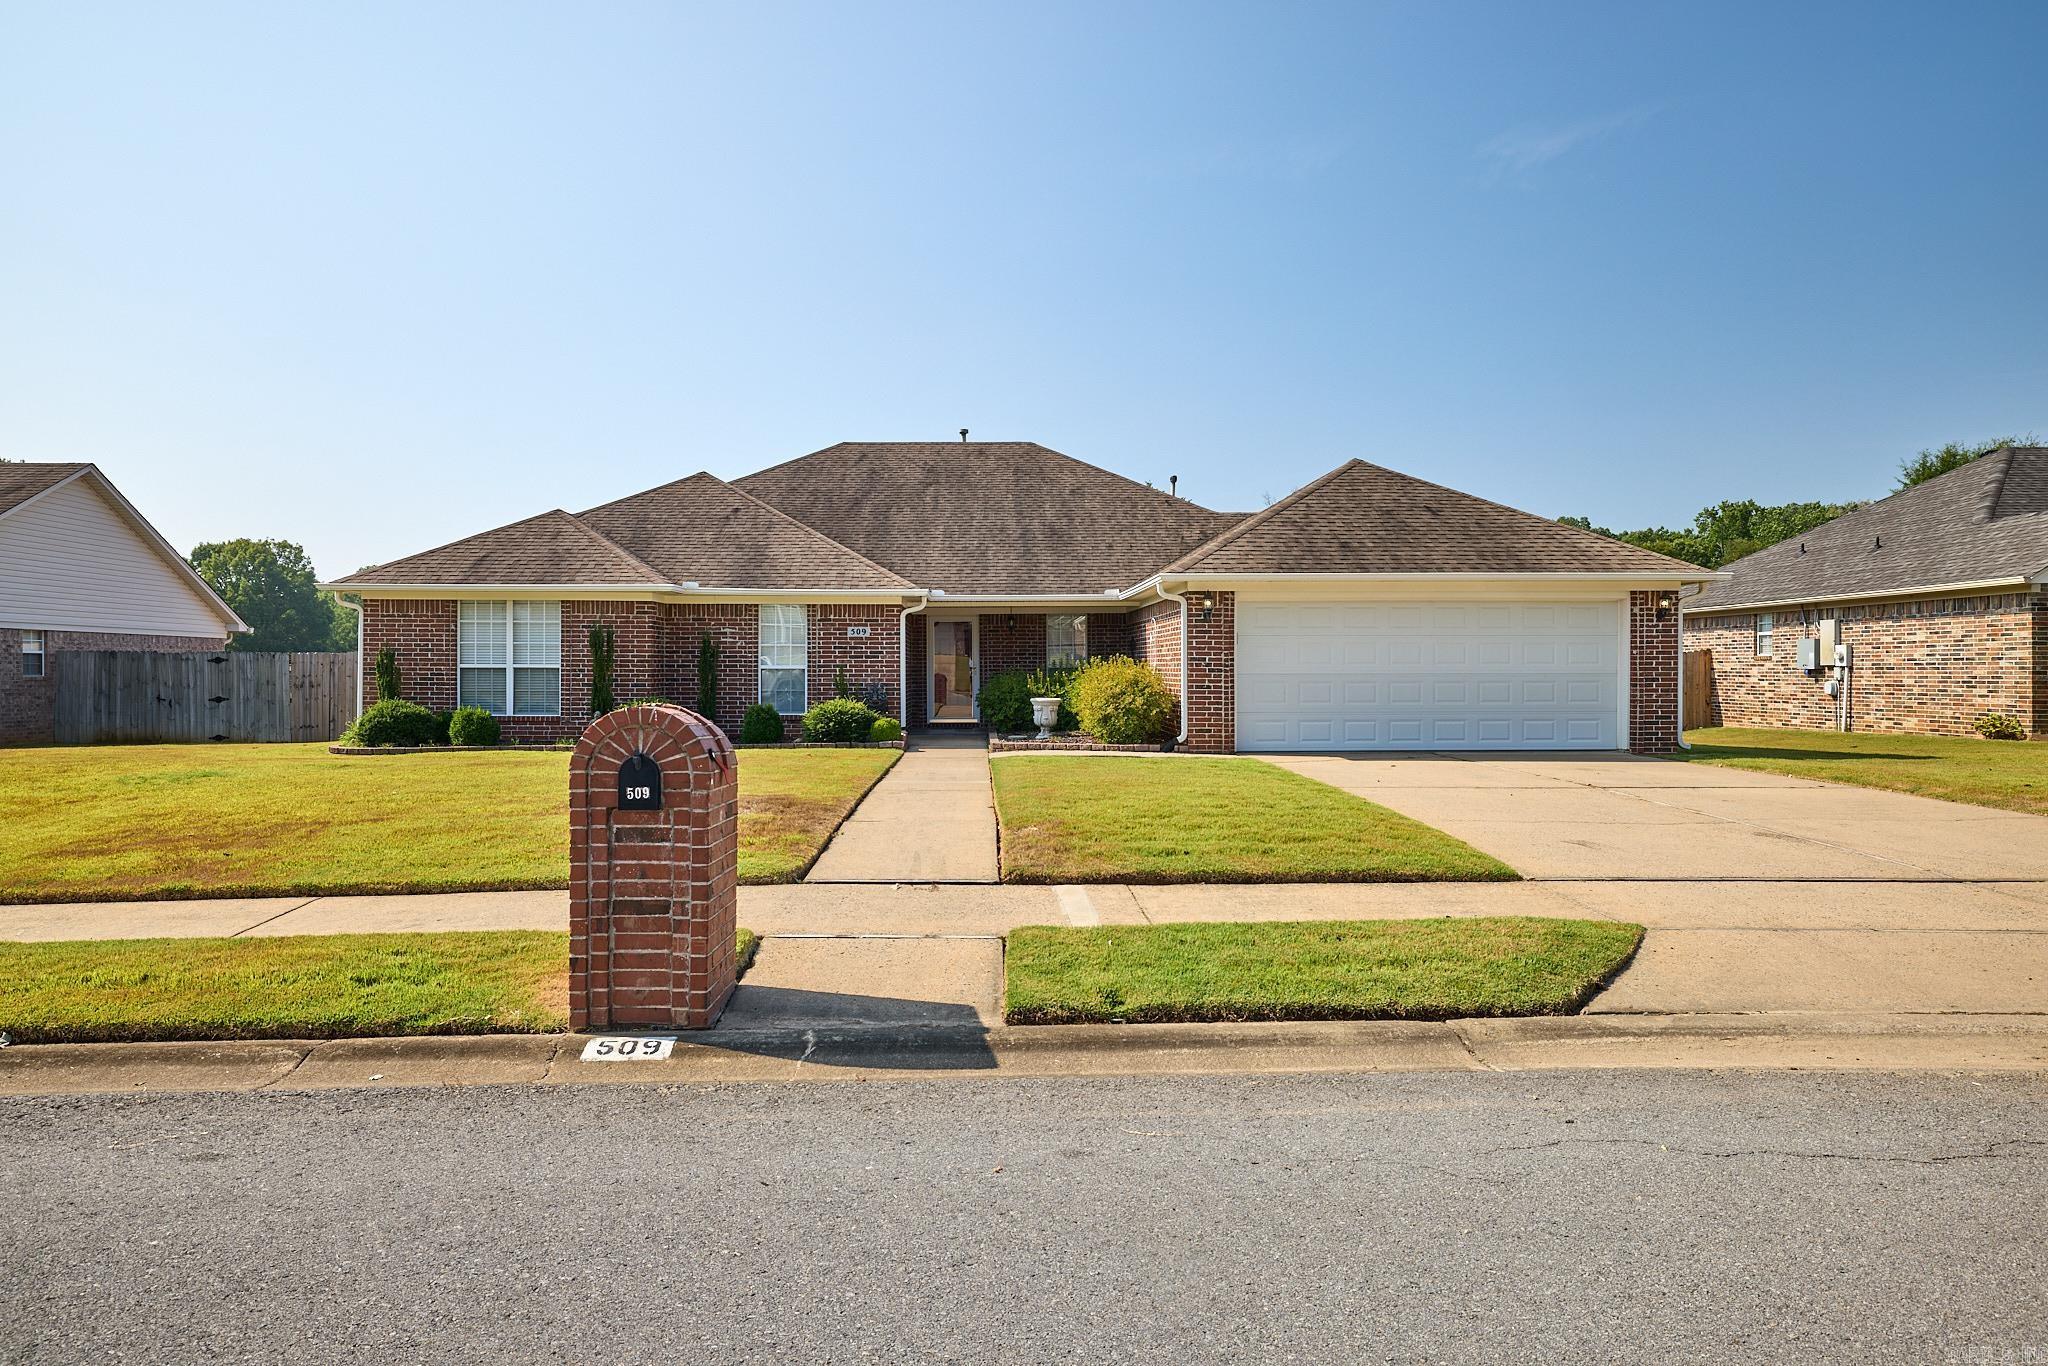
[328,743,574,756]
[989,736,1168,753]
[735,740,906,750]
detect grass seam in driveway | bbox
[1003,917,1643,1026]
[991,753,1517,885]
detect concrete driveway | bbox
[1264,751,2048,1016]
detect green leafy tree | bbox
[1561,499,1855,569]
[188,538,355,652]
[695,633,719,718]
[589,624,617,716]
[1896,435,2031,489]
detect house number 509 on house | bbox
[846,625,871,638]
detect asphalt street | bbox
[3,1069,2043,1364]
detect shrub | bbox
[1976,712,2027,741]
[739,703,787,744]
[373,647,401,703]
[976,671,1034,734]
[430,710,453,745]
[1070,656,1175,744]
[834,665,851,698]
[803,697,879,742]
[589,624,617,717]
[446,706,500,746]
[1025,664,1081,731]
[695,633,719,718]
[870,717,903,743]
[340,699,445,748]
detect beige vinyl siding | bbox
[0,477,230,637]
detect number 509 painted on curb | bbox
[580,1036,677,1061]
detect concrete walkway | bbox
[804,730,998,883]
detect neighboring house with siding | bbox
[326,441,1712,754]
[1685,445,2048,738]
[0,463,248,743]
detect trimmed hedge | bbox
[870,717,904,743]
[739,703,787,744]
[446,706,500,746]
[339,700,446,749]
[1070,656,1174,744]
[803,697,879,743]
[976,672,1034,734]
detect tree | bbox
[1896,435,2031,489]
[1561,498,1856,569]
[188,538,356,652]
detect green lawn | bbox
[1004,917,1642,1025]
[0,743,897,902]
[1682,726,2048,815]
[990,755,1516,884]
[0,927,762,1043]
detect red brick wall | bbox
[807,603,902,722]
[1184,591,1236,752]
[1628,590,1680,754]
[905,613,927,724]
[977,613,1048,680]
[1129,598,1184,736]
[1688,593,2044,738]
[656,603,757,736]
[1084,611,1132,659]
[0,628,228,744]
[568,704,738,1030]
[362,596,904,742]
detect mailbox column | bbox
[568,704,739,1030]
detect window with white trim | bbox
[758,604,808,714]
[457,601,560,715]
[1046,614,1087,667]
[1754,612,1774,657]
[21,631,44,678]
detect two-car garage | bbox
[1234,599,1624,751]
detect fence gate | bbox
[1681,648,1714,731]
[52,651,357,744]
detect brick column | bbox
[1628,590,1680,754]
[568,704,739,1030]
[1185,591,1236,753]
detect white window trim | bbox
[758,604,809,715]
[457,600,561,717]
[1755,612,1774,657]
[21,630,44,679]
[1046,613,1087,668]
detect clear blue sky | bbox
[3,2,2043,579]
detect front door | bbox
[928,617,978,721]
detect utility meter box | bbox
[1797,637,1821,672]
[1815,618,1841,654]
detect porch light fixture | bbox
[1656,592,1677,619]
[1189,592,1215,622]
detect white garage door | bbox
[1236,600,1623,751]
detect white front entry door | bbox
[1235,600,1623,751]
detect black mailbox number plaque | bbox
[618,752,663,810]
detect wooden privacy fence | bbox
[1681,648,1714,731]
[52,651,358,744]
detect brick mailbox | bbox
[569,703,739,1031]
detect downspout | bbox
[898,594,928,730]
[336,595,364,723]
[1160,584,1191,747]
[1675,586,1692,750]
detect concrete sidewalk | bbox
[804,731,998,883]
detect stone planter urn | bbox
[1029,696,1061,741]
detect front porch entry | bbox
[928,615,979,722]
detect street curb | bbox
[2,1012,2044,1095]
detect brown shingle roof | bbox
[735,442,1240,595]
[1169,459,1708,577]
[577,473,915,590]
[1687,446,2048,612]
[0,462,87,517]
[331,509,663,587]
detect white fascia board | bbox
[1158,570,1724,587]
[1681,576,2034,616]
[325,583,924,603]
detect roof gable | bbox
[332,509,663,588]
[1170,459,1707,578]
[735,442,1240,595]
[1688,446,2048,612]
[578,473,915,590]
[0,462,89,517]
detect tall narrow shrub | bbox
[589,623,617,716]
[696,632,719,719]
[374,646,400,702]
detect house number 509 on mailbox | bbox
[618,752,662,810]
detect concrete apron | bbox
[803,737,999,884]
[4,1013,2044,1096]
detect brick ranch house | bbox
[325,441,1713,754]
[1,462,247,743]
[1686,445,2048,739]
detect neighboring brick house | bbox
[1685,446,2048,739]
[326,442,1708,753]
[0,463,247,744]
